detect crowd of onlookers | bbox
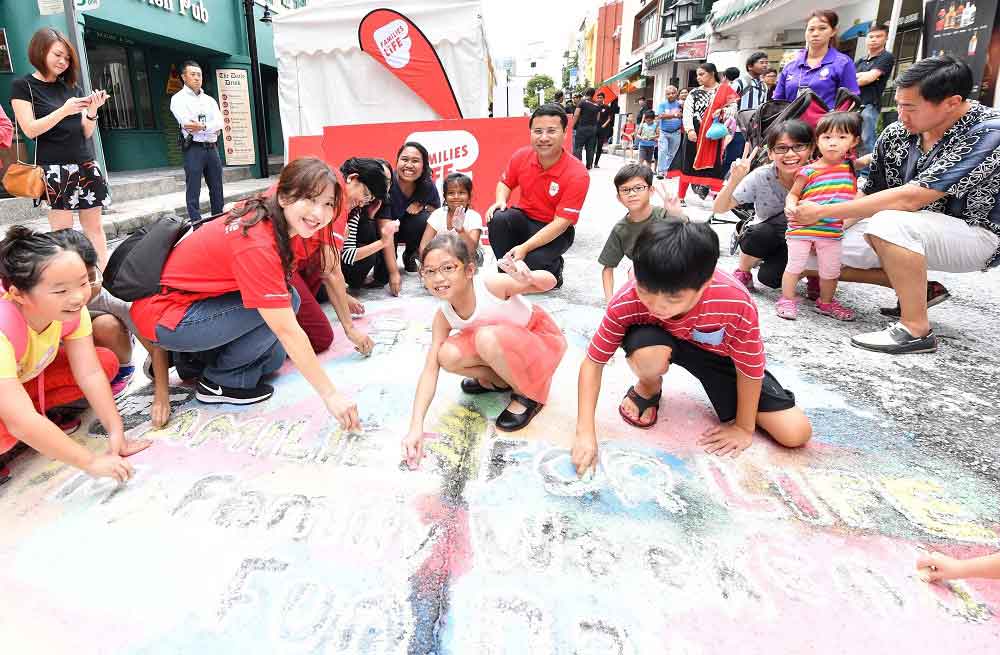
[576,10,895,195]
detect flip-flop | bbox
[618,385,662,429]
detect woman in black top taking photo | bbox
[9,29,112,268]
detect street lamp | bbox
[260,5,273,24]
[661,8,677,37]
[242,0,272,179]
[675,0,699,29]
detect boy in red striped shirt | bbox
[572,221,812,476]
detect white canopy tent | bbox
[273,0,492,148]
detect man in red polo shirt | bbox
[486,103,590,288]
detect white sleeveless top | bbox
[440,276,533,330]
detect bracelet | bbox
[85,113,98,121]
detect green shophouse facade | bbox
[0,1,302,175]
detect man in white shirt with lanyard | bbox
[170,60,225,221]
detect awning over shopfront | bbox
[602,60,642,86]
[712,0,779,29]
[646,43,674,70]
[712,0,856,32]
[840,20,871,41]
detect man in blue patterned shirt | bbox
[788,56,1000,354]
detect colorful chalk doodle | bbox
[0,297,998,653]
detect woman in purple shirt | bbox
[773,9,859,108]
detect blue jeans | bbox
[723,132,747,175]
[657,130,681,174]
[183,143,225,221]
[861,104,879,156]
[155,289,301,389]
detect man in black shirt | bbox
[855,24,896,155]
[572,87,601,169]
[593,92,614,168]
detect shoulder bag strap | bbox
[13,80,38,167]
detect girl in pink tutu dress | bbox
[403,233,567,468]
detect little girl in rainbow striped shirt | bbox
[779,112,863,321]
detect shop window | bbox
[130,50,156,129]
[87,43,155,131]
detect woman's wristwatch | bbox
[85,112,98,121]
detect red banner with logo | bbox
[288,117,574,241]
[358,9,463,120]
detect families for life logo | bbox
[407,130,480,181]
[374,19,412,69]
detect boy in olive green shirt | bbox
[600,164,687,301]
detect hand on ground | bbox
[697,423,752,457]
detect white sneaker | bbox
[850,322,938,354]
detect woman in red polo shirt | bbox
[130,157,360,429]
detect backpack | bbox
[0,296,81,416]
[0,298,79,361]
[102,212,220,301]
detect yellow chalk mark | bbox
[189,414,266,451]
[140,408,200,442]
[428,404,487,478]
[880,477,997,544]
[427,442,462,466]
[808,470,878,529]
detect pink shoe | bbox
[732,269,754,291]
[805,277,821,301]
[776,297,798,320]
[46,408,82,435]
[813,299,855,321]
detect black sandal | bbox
[618,385,661,429]
[461,378,512,395]
[496,393,543,432]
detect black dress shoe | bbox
[461,378,511,395]
[404,257,420,273]
[496,393,543,432]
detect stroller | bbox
[715,87,862,254]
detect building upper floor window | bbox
[637,12,659,48]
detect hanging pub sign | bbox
[923,0,997,98]
[674,40,708,61]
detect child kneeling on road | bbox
[0,227,150,483]
[573,221,811,475]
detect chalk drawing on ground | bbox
[0,299,998,654]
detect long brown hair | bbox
[28,28,79,87]
[806,9,840,50]
[228,157,342,282]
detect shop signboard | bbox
[923,0,997,97]
[674,40,708,61]
[215,69,255,166]
[37,0,63,15]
